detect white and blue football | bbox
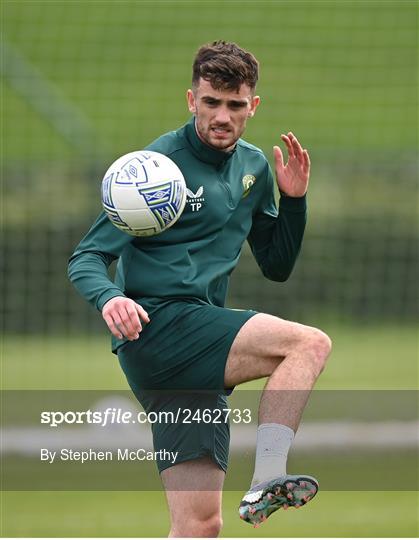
[101,150,186,237]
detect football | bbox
[101,150,187,236]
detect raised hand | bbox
[273,132,310,197]
[102,296,150,340]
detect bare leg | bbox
[224,313,332,525]
[224,313,332,430]
[161,456,225,538]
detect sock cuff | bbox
[257,423,295,437]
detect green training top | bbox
[68,117,307,349]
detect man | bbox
[68,41,331,537]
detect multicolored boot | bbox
[239,474,319,527]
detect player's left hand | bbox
[273,132,310,197]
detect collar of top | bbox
[185,117,236,166]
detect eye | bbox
[229,102,247,110]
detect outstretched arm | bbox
[248,133,309,281]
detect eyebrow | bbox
[201,95,249,106]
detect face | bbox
[187,78,260,152]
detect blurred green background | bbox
[1,0,418,537]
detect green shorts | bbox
[117,300,257,473]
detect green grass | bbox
[2,327,417,537]
[2,490,417,537]
[3,450,417,492]
[3,324,417,390]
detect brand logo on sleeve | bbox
[242,175,256,198]
[186,186,205,212]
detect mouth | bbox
[211,126,231,137]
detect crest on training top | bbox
[242,174,256,198]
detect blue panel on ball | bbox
[102,173,114,208]
[171,180,184,212]
[105,208,129,227]
[140,182,172,206]
[151,204,176,227]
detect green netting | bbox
[2,0,418,333]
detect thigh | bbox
[162,456,225,524]
[224,313,318,387]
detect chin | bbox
[212,142,231,150]
[208,137,235,150]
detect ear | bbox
[187,89,196,114]
[248,95,260,118]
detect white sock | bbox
[251,423,295,487]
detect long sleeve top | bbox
[68,117,307,350]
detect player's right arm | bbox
[68,211,149,340]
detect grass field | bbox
[2,325,418,537]
[3,324,417,390]
[2,490,417,537]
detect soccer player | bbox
[68,41,332,537]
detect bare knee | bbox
[192,515,222,537]
[304,328,332,373]
[170,514,223,537]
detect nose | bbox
[214,106,231,125]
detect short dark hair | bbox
[192,40,259,92]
